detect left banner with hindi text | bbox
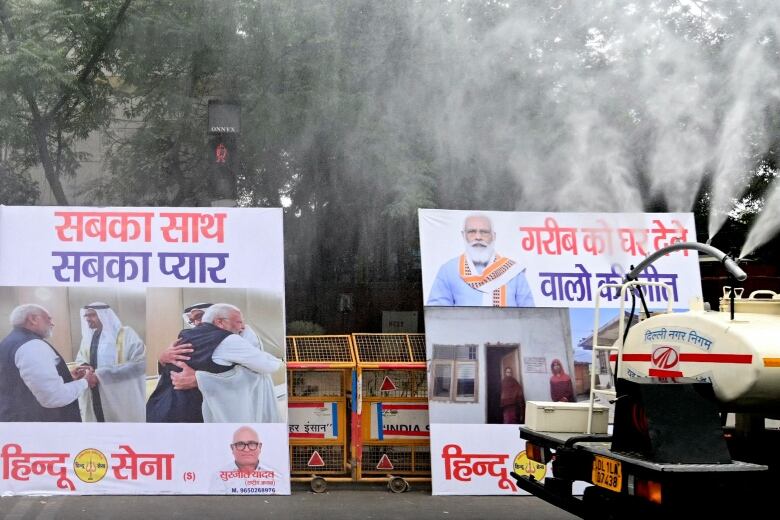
[0,206,289,495]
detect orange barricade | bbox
[352,333,430,492]
[287,335,355,492]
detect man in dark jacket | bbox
[0,304,96,422]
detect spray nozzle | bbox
[625,242,748,283]
[721,255,747,281]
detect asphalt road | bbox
[0,483,579,520]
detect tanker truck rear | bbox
[512,243,779,519]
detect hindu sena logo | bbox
[651,345,680,370]
[513,450,546,482]
[73,448,108,483]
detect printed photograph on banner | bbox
[425,307,575,425]
[145,288,287,424]
[0,286,147,423]
[425,212,536,307]
[209,424,285,494]
[419,209,702,309]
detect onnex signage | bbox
[208,101,240,135]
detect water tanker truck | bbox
[513,242,779,519]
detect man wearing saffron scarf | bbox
[427,214,534,307]
[500,366,525,424]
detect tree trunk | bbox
[26,95,69,205]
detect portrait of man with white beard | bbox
[426,213,535,307]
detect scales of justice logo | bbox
[73,448,108,483]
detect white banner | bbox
[0,206,289,495]
[431,424,532,495]
[0,207,284,291]
[421,209,703,495]
[431,424,589,496]
[0,423,290,495]
[419,209,701,308]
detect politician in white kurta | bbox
[196,323,282,423]
[427,214,535,307]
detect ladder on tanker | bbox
[587,280,674,433]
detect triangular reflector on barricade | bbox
[376,453,394,470]
[380,376,397,392]
[308,451,326,467]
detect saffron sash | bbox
[459,254,524,306]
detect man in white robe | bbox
[75,302,146,422]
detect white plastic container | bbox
[718,288,780,315]
[525,401,609,433]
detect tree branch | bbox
[0,0,68,204]
[49,0,134,121]
[25,92,69,204]
[0,0,15,42]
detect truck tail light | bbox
[628,474,662,504]
[526,442,551,465]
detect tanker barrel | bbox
[626,242,746,282]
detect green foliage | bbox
[2,0,780,276]
[0,163,38,204]
[0,0,133,203]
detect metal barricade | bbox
[352,333,430,492]
[287,335,356,492]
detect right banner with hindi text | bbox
[419,210,702,495]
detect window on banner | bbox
[455,362,476,401]
[431,344,478,403]
[432,362,452,398]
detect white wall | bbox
[425,306,572,424]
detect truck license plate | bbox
[592,455,622,492]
